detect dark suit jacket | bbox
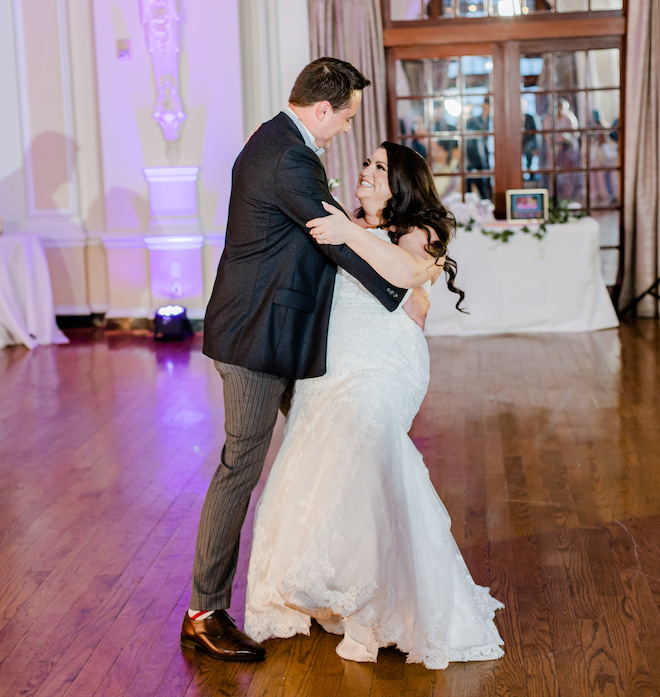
[203,112,407,379]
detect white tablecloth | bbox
[425,217,619,336]
[0,234,69,349]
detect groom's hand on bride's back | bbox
[403,287,430,329]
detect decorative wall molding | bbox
[41,236,90,249]
[101,234,151,249]
[104,306,154,320]
[143,166,201,234]
[144,235,204,250]
[12,0,81,228]
[141,0,186,142]
[204,233,226,246]
[54,304,97,315]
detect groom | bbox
[182,57,429,661]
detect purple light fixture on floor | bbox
[154,304,192,341]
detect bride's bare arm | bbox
[307,202,442,288]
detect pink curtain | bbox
[621,0,660,316]
[308,0,387,212]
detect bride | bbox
[243,142,504,669]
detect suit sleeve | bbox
[274,144,407,311]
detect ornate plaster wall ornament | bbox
[141,0,186,143]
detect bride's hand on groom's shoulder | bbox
[306,201,357,246]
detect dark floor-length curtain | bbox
[308,0,387,212]
[621,0,660,316]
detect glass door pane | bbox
[389,0,622,21]
[519,45,621,287]
[391,0,424,20]
[395,55,494,202]
[426,0,455,17]
[557,0,589,10]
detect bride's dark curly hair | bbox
[356,141,465,312]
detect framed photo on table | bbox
[506,189,548,223]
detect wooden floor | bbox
[1,320,660,696]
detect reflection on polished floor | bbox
[1,320,659,696]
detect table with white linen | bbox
[424,217,619,336]
[0,234,69,349]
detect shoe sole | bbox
[180,637,265,662]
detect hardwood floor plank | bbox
[553,645,593,697]
[580,618,624,697]
[602,596,658,696]
[336,658,375,697]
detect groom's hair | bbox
[289,57,370,112]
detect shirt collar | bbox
[284,106,325,156]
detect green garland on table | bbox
[455,200,586,244]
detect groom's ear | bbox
[315,101,333,121]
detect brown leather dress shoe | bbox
[181,610,266,661]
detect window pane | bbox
[556,171,586,205]
[457,0,487,17]
[434,175,462,199]
[390,0,622,20]
[431,58,460,94]
[493,0,524,15]
[587,49,620,88]
[425,0,455,17]
[463,96,492,131]
[461,55,493,93]
[589,169,619,207]
[537,136,554,169]
[523,92,552,128]
[524,173,553,197]
[520,54,551,91]
[466,175,493,200]
[555,93,586,129]
[432,98,461,131]
[397,99,427,136]
[556,0,588,11]
[397,60,427,96]
[555,132,585,168]
[400,137,429,161]
[555,52,586,90]
[391,0,423,20]
[589,132,619,168]
[522,133,542,171]
[521,0,554,12]
[588,89,619,131]
[431,136,462,173]
[591,0,623,9]
[465,135,493,171]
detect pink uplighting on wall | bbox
[143,166,201,233]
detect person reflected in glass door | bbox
[466,98,492,200]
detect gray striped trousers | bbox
[190,360,291,610]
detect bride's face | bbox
[355,148,391,214]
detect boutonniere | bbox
[327,177,341,193]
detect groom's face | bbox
[313,91,362,150]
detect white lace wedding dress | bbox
[244,228,504,669]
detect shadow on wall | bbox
[100,187,150,232]
[0,131,78,231]
[0,131,151,235]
